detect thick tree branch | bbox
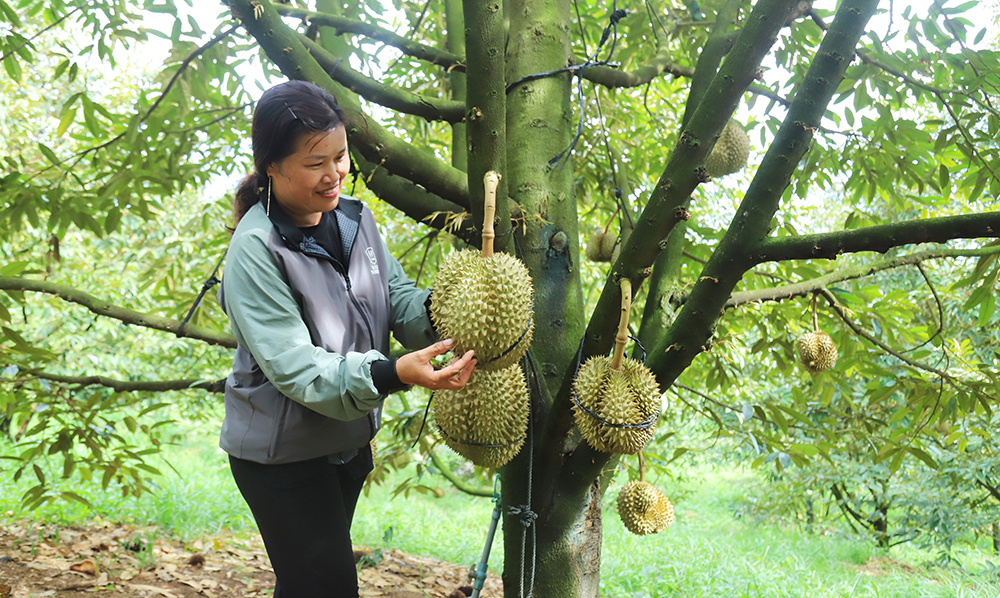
[751,213,1000,263]
[0,277,236,348]
[299,36,464,123]
[273,5,465,71]
[575,0,803,410]
[463,0,509,252]
[643,0,881,390]
[724,246,1000,308]
[352,152,477,244]
[20,372,226,393]
[224,0,469,210]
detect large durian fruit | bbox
[617,480,675,536]
[430,172,534,370]
[797,330,838,373]
[705,119,751,178]
[585,230,617,263]
[433,365,528,468]
[572,279,661,454]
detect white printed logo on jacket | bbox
[365,247,379,275]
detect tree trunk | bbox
[502,476,603,598]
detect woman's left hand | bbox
[395,338,476,391]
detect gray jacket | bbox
[219,198,437,464]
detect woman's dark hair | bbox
[233,80,348,225]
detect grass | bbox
[4,426,1000,597]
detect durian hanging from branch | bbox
[617,452,675,536]
[430,171,534,370]
[572,278,661,454]
[797,293,838,374]
[433,364,528,468]
[705,119,751,179]
[586,209,619,263]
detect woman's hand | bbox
[395,338,476,391]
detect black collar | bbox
[261,194,364,261]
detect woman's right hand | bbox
[395,338,476,391]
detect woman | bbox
[219,80,476,596]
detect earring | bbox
[266,176,272,216]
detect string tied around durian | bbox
[480,297,534,367]
[437,425,525,449]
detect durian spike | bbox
[638,451,646,483]
[610,278,632,370]
[481,171,501,258]
[811,293,819,332]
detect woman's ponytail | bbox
[232,172,264,229]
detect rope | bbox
[503,7,630,171]
[514,354,540,598]
[480,311,533,367]
[438,426,525,449]
[177,249,227,335]
[547,5,630,171]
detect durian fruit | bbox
[431,172,534,370]
[705,119,751,178]
[797,330,838,373]
[585,231,617,263]
[572,280,661,454]
[433,364,528,468]
[617,480,675,536]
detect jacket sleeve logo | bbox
[365,247,380,275]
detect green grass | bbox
[4,428,1000,598]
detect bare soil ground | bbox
[0,521,502,598]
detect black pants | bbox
[229,449,373,598]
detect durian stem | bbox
[812,293,819,332]
[610,278,632,370]
[602,207,620,234]
[481,171,501,258]
[638,451,646,483]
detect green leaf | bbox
[60,491,91,507]
[906,447,938,469]
[101,466,116,490]
[0,0,20,24]
[56,106,77,137]
[37,143,61,166]
[3,53,23,81]
[788,443,819,456]
[978,293,995,327]
[105,206,122,234]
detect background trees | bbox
[2,0,1000,596]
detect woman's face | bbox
[267,125,350,227]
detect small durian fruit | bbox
[705,119,751,178]
[431,172,534,371]
[617,481,675,536]
[370,439,377,461]
[572,279,661,454]
[573,356,660,453]
[585,231,617,262]
[433,365,528,468]
[797,330,838,373]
